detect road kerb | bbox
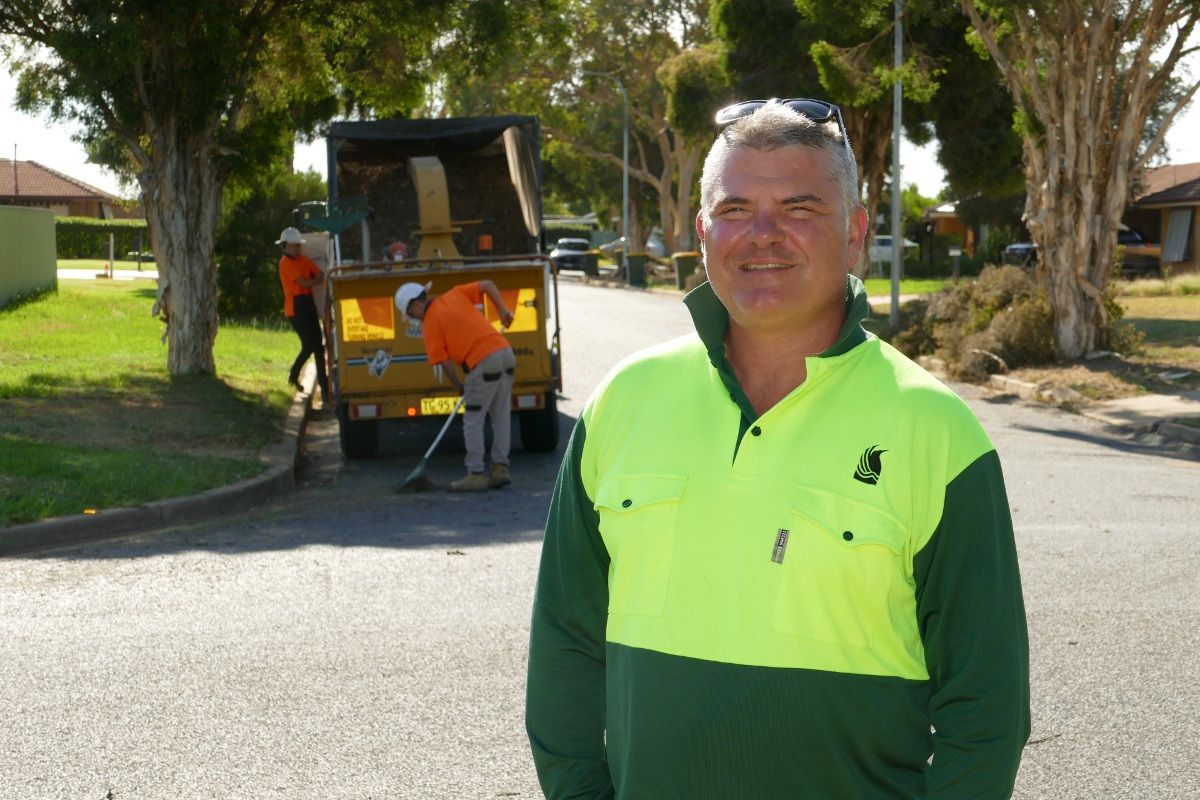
[0,378,312,557]
[987,373,1200,446]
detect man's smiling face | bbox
[696,143,866,342]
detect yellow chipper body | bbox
[315,116,560,459]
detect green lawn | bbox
[1120,294,1200,373]
[0,280,298,528]
[862,277,949,297]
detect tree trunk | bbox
[845,106,892,279]
[140,127,225,375]
[961,0,1199,359]
[658,140,702,254]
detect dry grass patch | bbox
[1009,293,1200,401]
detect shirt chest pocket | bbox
[771,488,911,650]
[594,474,687,617]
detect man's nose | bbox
[750,211,784,245]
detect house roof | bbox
[1133,161,1200,207]
[923,202,959,219]
[0,158,119,202]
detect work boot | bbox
[488,463,511,489]
[449,471,489,492]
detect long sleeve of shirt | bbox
[526,420,615,799]
[915,449,1031,797]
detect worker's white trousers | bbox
[461,347,515,473]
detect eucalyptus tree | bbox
[559,0,719,254]
[711,0,945,277]
[961,0,1199,358]
[0,0,529,374]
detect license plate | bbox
[420,396,461,415]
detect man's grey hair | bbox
[698,102,860,222]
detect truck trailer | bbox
[306,115,560,459]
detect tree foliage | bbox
[961,0,1200,357]
[710,0,948,276]
[442,0,724,254]
[216,167,326,320]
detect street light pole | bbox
[890,0,904,327]
[582,70,629,283]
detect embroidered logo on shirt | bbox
[853,445,887,485]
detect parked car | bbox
[1001,227,1161,276]
[868,234,918,264]
[1003,241,1038,267]
[1116,227,1162,276]
[548,237,591,271]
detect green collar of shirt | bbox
[682,274,871,431]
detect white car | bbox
[547,237,591,271]
[868,234,918,264]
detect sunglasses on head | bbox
[714,98,853,160]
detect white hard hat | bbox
[395,281,432,318]
[275,227,306,245]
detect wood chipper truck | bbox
[303,115,560,459]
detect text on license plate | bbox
[420,396,462,415]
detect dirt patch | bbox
[1009,356,1198,402]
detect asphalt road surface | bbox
[2,281,1197,799]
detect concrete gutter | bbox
[987,374,1200,446]
[0,378,314,557]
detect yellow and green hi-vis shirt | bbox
[526,276,1030,799]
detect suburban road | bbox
[2,281,1197,799]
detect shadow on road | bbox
[1009,421,1200,463]
[23,409,580,562]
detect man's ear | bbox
[695,212,707,247]
[845,205,869,268]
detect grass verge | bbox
[862,277,949,297]
[0,279,298,527]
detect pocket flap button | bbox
[843,530,854,541]
[622,499,632,508]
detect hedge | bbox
[55,217,151,260]
[544,224,595,245]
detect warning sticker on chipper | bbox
[340,297,395,341]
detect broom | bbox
[397,395,466,492]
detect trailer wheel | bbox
[337,403,379,459]
[519,391,560,452]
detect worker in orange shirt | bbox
[395,279,516,491]
[276,227,329,407]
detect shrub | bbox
[544,222,596,245]
[890,265,1057,380]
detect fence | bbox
[0,206,56,309]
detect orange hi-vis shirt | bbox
[278,253,321,317]
[421,282,510,370]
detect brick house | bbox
[0,158,136,219]
[1126,161,1200,273]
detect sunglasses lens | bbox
[715,98,836,129]
[783,100,832,121]
[714,100,764,127]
